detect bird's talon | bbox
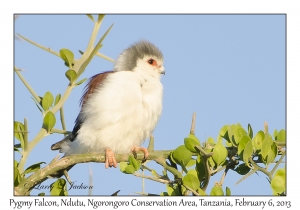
[132,146,149,161]
[105,148,117,169]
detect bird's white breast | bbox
[65,70,163,155]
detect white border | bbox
[2,0,300,209]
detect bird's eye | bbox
[147,58,157,66]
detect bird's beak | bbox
[159,66,165,75]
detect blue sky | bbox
[14,14,285,195]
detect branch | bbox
[14,67,41,103]
[190,112,196,135]
[270,151,286,177]
[249,158,271,179]
[154,158,182,179]
[14,150,172,195]
[235,168,258,185]
[16,34,60,58]
[195,145,213,190]
[183,184,200,196]
[133,173,171,184]
[59,106,67,137]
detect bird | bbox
[51,40,165,169]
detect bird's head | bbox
[114,40,165,79]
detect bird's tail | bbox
[51,134,74,153]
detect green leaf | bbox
[50,178,68,196]
[210,186,224,196]
[14,166,22,187]
[271,169,286,194]
[238,135,251,159]
[261,136,273,159]
[197,188,207,195]
[234,163,251,175]
[252,131,264,150]
[248,124,253,139]
[208,156,216,169]
[119,162,128,173]
[14,121,25,141]
[119,162,135,174]
[38,193,45,196]
[172,145,192,167]
[271,176,285,194]
[226,187,231,196]
[14,160,19,168]
[188,134,201,144]
[166,185,174,196]
[54,94,61,106]
[23,162,46,175]
[219,125,229,142]
[243,141,253,167]
[43,111,56,132]
[128,155,140,171]
[276,129,286,142]
[14,121,25,151]
[75,78,87,86]
[42,91,54,111]
[59,48,74,68]
[195,155,205,182]
[228,124,237,145]
[65,69,77,83]
[167,184,181,196]
[266,142,277,165]
[161,192,169,196]
[184,136,200,153]
[186,159,196,167]
[273,129,278,139]
[225,140,233,147]
[212,141,228,166]
[207,137,215,146]
[169,151,177,165]
[86,14,94,22]
[274,168,285,177]
[124,165,136,174]
[233,127,247,144]
[183,174,200,191]
[187,169,198,178]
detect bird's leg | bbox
[131,146,149,160]
[105,148,117,169]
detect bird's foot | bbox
[131,146,149,160]
[105,148,117,169]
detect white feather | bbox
[62,56,163,155]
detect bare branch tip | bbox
[190,112,196,135]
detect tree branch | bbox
[190,112,196,135]
[14,150,172,195]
